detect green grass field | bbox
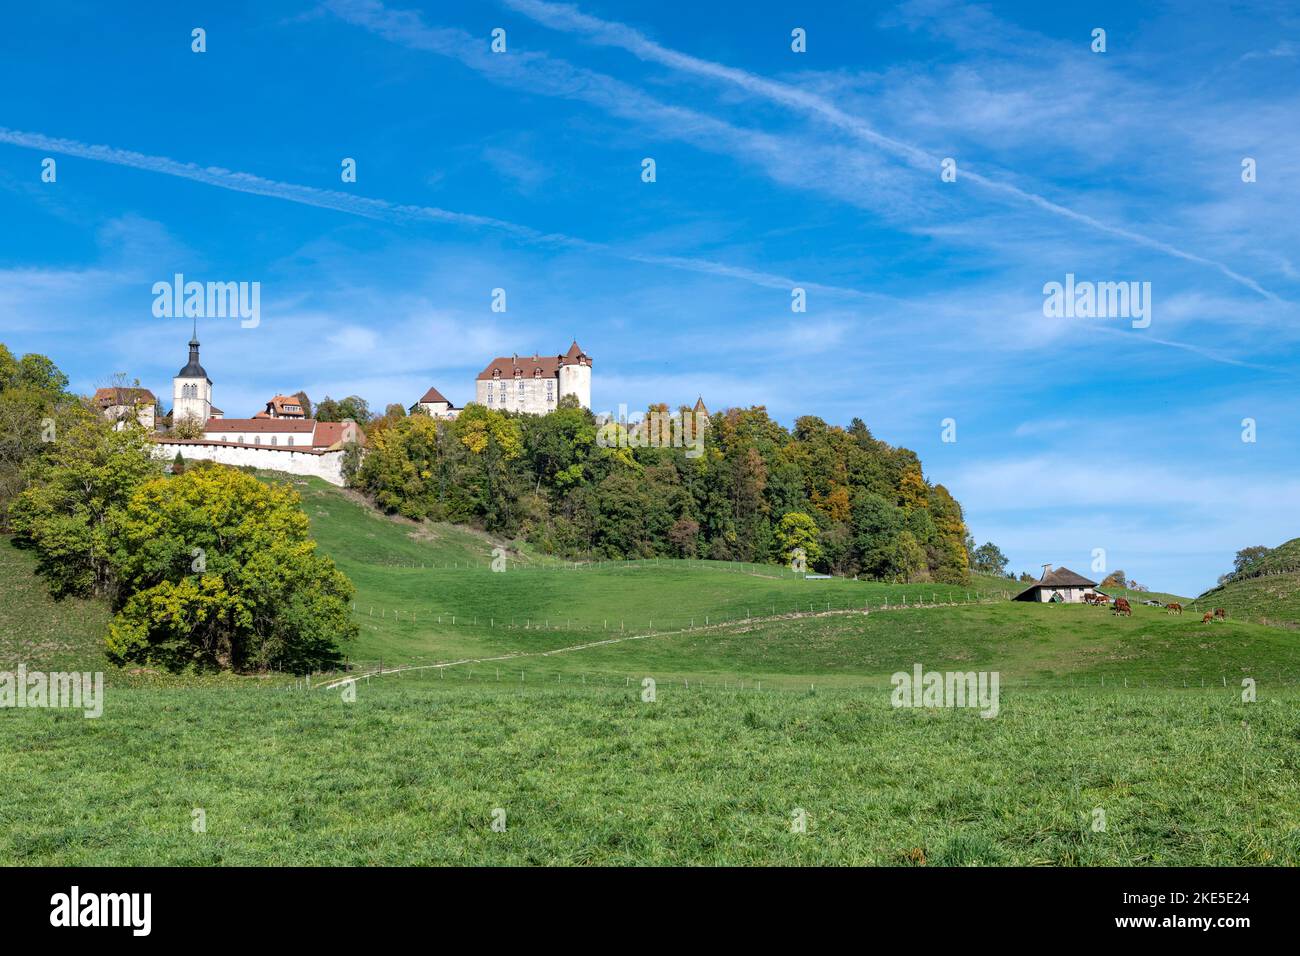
[3,474,1299,865]
[3,679,1296,865]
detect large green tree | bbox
[972,542,1010,576]
[0,343,75,529]
[107,466,356,672]
[10,412,161,598]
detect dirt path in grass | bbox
[316,598,999,690]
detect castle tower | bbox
[556,340,592,410]
[172,326,212,427]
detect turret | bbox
[556,340,592,410]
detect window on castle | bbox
[287,437,294,447]
[271,436,277,446]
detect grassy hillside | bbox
[0,542,110,672]
[523,602,1299,690]
[5,474,1300,866]
[4,477,1290,691]
[275,479,1288,691]
[1229,537,1300,577]
[281,477,1018,669]
[1190,538,1300,629]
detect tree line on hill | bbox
[353,397,975,584]
[0,344,355,673]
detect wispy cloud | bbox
[0,126,881,303]
[500,0,1282,302]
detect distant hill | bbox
[1192,537,1300,629]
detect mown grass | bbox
[2,680,1296,865]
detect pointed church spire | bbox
[177,327,209,380]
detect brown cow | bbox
[1214,608,1227,620]
[1112,597,1132,617]
[1166,602,1182,615]
[1202,612,1214,623]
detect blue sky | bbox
[2,0,1298,595]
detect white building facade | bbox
[475,341,592,414]
[410,386,460,420]
[154,440,350,486]
[154,333,362,485]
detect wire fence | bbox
[369,554,1022,588]
[373,556,836,579]
[345,591,1015,634]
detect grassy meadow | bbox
[3,679,1296,866]
[3,474,1299,865]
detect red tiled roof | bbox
[312,421,349,448]
[205,418,316,433]
[476,342,590,381]
[417,386,452,404]
[268,395,305,414]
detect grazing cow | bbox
[1202,612,1214,623]
[1166,602,1182,615]
[1112,597,1132,617]
[1214,608,1227,620]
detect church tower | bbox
[172,325,212,427]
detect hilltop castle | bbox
[412,341,593,419]
[119,333,597,486]
[476,340,592,414]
